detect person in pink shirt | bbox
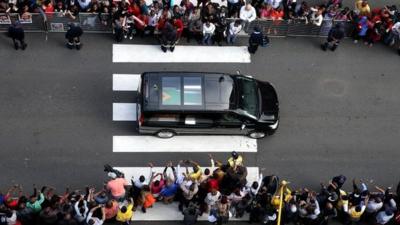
[106,176,128,201]
[150,173,165,200]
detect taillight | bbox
[139,113,144,126]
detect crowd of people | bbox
[1,151,400,225]
[1,0,400,53]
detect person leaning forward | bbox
[65,23,83,50]
[8,21,27,50]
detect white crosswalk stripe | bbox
[113,74,140,91]
[113,135,257,152]
[113,103,136,121]
[113,44,251,63]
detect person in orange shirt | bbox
[104,199,119,221]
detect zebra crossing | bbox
[112,44,259,221]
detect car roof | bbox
[142,72,237,112]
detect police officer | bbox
[160,20,177,53]
[8,21,27,50]
[65,23,83,50]
[321,23,345,52]
[248,26,263,54]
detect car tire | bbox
[155,130,176,138]
[248,131,266,139]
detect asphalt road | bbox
[0,32,399,197]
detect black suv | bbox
[136,72,279,139]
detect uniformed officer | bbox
[65,23,83,50]
[8,21,27,50]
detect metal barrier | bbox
[43,13,112,32]
[0,13,45,32]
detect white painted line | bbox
[113,44,251,63]
[114,166,258,221]
[113,74,141,91]
[113,103,137,121]
[113,136,257,152]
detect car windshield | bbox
[235,76,259,119]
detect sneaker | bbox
[14,43,19,50]
[161,46,167,52]
[76,44,81,50]
[321,44,327,51]
[21,43,27,50]
[124,35,127,39]
[129,36,133,40]
[141,207,146,213]
[330,45,337,51]
[170,46,175,52]
[66,43,74,49]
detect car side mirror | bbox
[241,123,246,130]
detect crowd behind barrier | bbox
[1,152,400,225]
[0,0,399,40]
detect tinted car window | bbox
[204,75,235,110]
[236,76,258,118]
[184,77,202,106]
[162,77,181,106]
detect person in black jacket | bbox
[65,23,83,50]
[160,20,178,52]
[8,21,27,50]
[321,22,345,51]
[248,26,263,54]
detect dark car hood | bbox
[258,81,279,121]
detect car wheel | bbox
[155,130,175,138]
[248,131,266,139]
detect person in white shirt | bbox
[366,196,383,214]
[240,3,256,23]
[227,20,242,44]
[383,21,400,55]
[310,6,323,26]
[204,189,221,212]
[266,0,282,9]
[86,205,106,225]
[77,0,91,11]
[202,21,215,45]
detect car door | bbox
[215,112,248,135]
[174,113,217,134]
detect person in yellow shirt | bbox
[185,160,202,181]
[227,151,243,168]
[355,0,370,16]
[116,197,134,224]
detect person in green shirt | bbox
[26,187,45,214]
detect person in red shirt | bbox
[42,0,55,13]
[269,7,284,35]
[128,1,141,16]
[172,16,184,39]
